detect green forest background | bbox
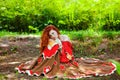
[0,0,120,33]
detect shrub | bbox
[0,0,120,32]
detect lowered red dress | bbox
[15,41,116,79]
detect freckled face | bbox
[49,30,58,39]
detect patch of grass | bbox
[60,29,102,41]
[0,31,41,38]
[0,31,18,37]
[61,30,120,41]
[1,30,120,39]
[42,77,48,80]
[102,31,120,40]
[91,37,102,47]
[0,74,5,80]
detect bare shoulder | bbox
[59,35,71,42]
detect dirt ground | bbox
[0,36,120,80]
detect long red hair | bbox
[40,25,60,53]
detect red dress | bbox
[15,41,116,79]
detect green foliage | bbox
[28,25,38,33]
[0,0,120,32]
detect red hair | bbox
[40,25,60,53]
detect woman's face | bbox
[49,29,58,40]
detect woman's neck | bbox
[48,39,56,47]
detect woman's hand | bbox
[67,53,72,60]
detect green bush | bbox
[0,0,120,32]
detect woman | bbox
[15,25,116,79]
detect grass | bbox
[0,31,40,38]
[0,74,5,80]
[0,30,120,41]
[61,30,120,40]
[0,31,18,37]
